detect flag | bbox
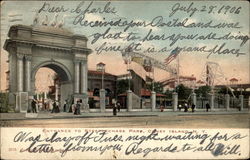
[164,47,180,65]
[143,66,153,72]
[143,59,153,72]
[132,57,144,65]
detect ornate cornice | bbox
[74,59,82,64]
[71,47,92,54]
[35,43,72,53]
[4,24,92,56]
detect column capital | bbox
[25,55,32,61]
[74,60,80,93]
[80,59,87,64]
[17,54,24,60]
[17,54,24,92]
[74,59,81,64]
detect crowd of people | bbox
[30,97,212,114]
[177,102,211,112]
[178,103,196,112]
[30,97,88,115]
[30,98,120,115]
[30,99,60,113]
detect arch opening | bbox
[32,62,73,112]
[42,64,69,82]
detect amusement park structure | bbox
[121,50,236,95]
[200,61,236,97]
[121,49,197,89]
[200,61,225,87]
[121,51,177,75]
[160,75,196,88]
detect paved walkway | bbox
[0,109,249,120]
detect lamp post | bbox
[239,78,244,111]
[126,53,131,91]
[128,68,131,91]
[101,64,105,89]
[239,79,242,95]
[225,78,228,94]
[98,62,106,112]
[152,67,155,92]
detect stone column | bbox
[85,61,88,94]
[100,89,106,112]
[191,92,197,106]
[55,83,59,101]
[151,91,156,111]
[81,60,87,94]
[225,94,230,111]
[44,92,47,99]
[25,55,32,92]
[127,90,132,111]
[36,93,39,100]
[239,95,244,111]
[74,60,80,93]
[210,93,214,111]
[172,92,178,111]
[17,54,24,92]
[84,61,89,107]
[248,96,250,111]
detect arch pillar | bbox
[81,60,88,94]
[74,60,80,94]
[17,54,24,92]
[25,55,32,93]
[73,57,89,111]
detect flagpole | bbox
[152,67,155,92]
[128,54,131,91]
[177,53,180,86]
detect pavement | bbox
[0,109,249,121]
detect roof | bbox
[88,70,116,76]
[197,80,205,84]
[118,89,166,97]
[229,78,238,82]
[8,24,74,37]
[141,89,165,97]
[97,62,106,65]
[32,25,73,36]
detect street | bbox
[1,113,249,128]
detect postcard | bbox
[0,0,249,159]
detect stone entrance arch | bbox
[4,25,92,112]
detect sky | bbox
[0,0,249,92]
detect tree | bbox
[116,79,134,95]
[146,82,164,93]
[0,92,9,113]
[175,84,192,100]
[164,89,173,99]
[218,86,227,94]
[195,86,211,97]
[218,86,235,96]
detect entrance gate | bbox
[4,25,92,112]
